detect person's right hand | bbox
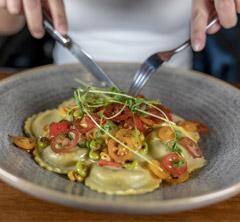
[0,0,68,38]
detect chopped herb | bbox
[110,87,120,93]
[135,98,143,105]
[171,141,182,154]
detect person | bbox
[0,0,238,68]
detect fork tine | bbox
[130,64,149,89]
[129,64,154,96]
[132,66,155,96]
[128,63,150,95]
[131,67,150,94]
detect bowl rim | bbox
[0,63,240,214]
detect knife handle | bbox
[43,12,72,48]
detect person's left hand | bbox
[191,0,239,52]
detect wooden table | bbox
[0,72,240,222]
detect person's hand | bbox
[191,0,239,51]
[0,0,68,38]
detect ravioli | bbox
[34,146,88,174]
[147,130,206,173]
[24,109,63,137]
[85,165,161,195]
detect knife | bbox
[43,13,118,88]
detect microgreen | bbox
[175,130,182,140]
[72,82,181,174]
[173,159,185,167]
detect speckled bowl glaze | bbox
[0,63,240,214]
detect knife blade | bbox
[43,14,118,88]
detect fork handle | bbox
[174,17,219,54]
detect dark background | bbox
[0,23,239,83]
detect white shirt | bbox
[54,0,192,68]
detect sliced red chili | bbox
[160,153,187,177]
[50,128,80,154]
[98,160,121,168]
[49,121,70,139]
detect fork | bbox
[128,17,219,96]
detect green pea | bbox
[86,140,91,149]
[73,110,83,118]
[76,161,87,178]
[89,139,102,151]
[89,150,100,161]
[89,140,97,150]
[37,137,50,150]
[124,160,138,170]
[139,142,148,155]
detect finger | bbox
[207,22,221,34]
[0,0,6,8]
[7,0,21,14]
[191,0,209,51]
[23,0,44,38]
[214,0,237,28]
[48,0,68,34]
[235,0,240,13]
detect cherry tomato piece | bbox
[49,121,70,138]
[179,137,202,158]
[148,160,171,180]
[160,153,187,177]
[107,139,134,164]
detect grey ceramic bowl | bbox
[0,63,240,214]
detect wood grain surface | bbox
[0,73,240,222]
